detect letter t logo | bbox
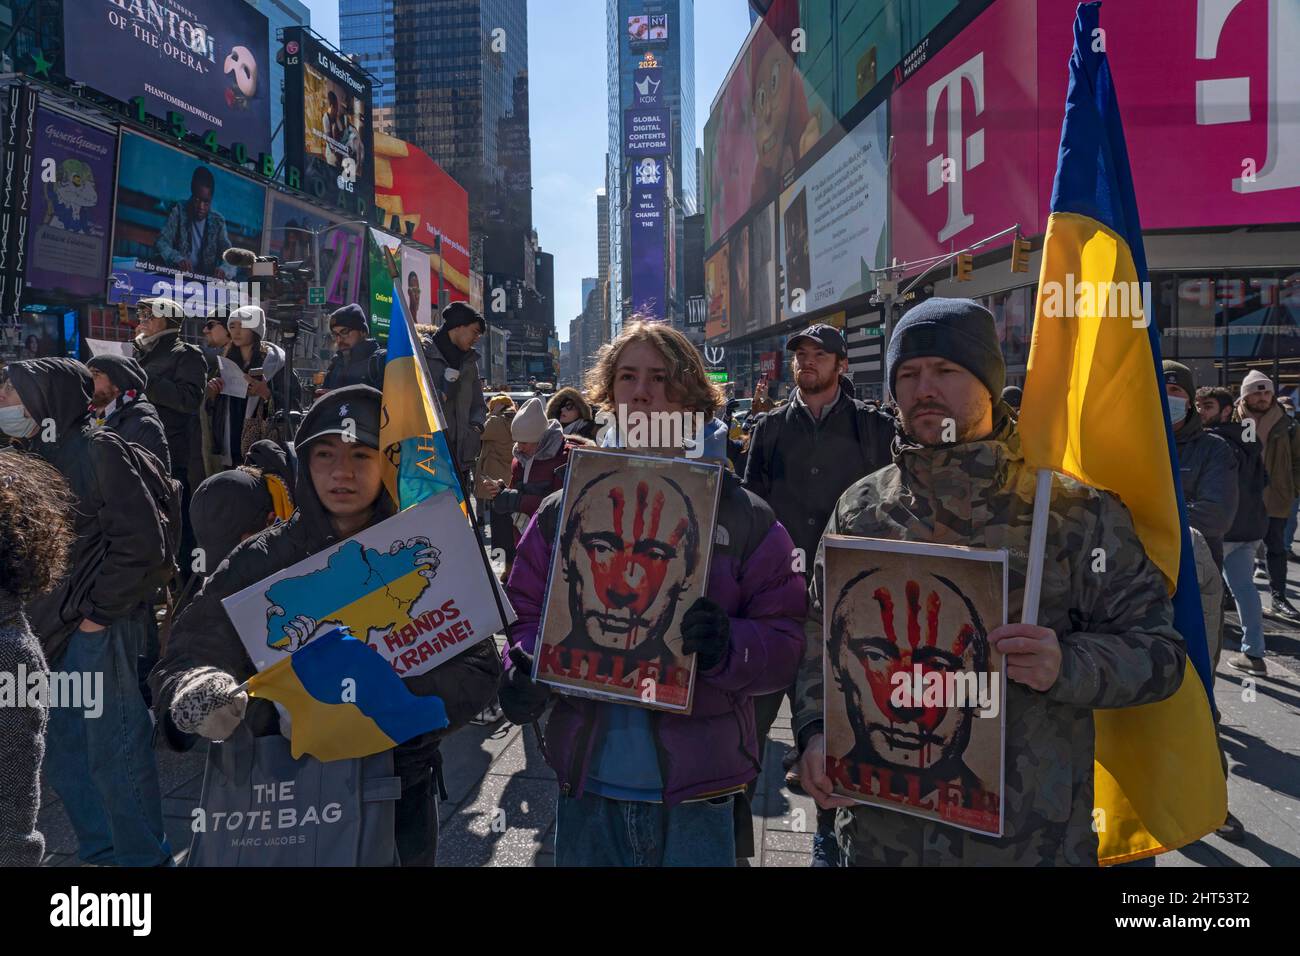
[925,52,985,242]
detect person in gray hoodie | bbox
[0,449,75,865]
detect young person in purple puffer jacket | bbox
[499,321,806,867]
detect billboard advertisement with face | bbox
[823,535,1007,836]
[108,131,266,307]
[64,0,271,157]
[25,109,116,298]
[778,103,888,322]
[535,449,724,713]
[401,245,432,328]
[283,27,375,218]
[703,0,832,247]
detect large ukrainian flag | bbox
[380,279,466,511]
[247,627,448,761]
[1019,2,1225,864]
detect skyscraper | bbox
[392,0,540,382]
[339,0,396,135]
[607,0,695,336]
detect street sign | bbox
[707,370,728,383]
[308,286,326,305]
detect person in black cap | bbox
[87,353,171,471]
[320,303,385,393]
[1001,385,1023,412]
[793,297,1186,867]
[741,320,895,867]
[420,301,489,485]
[150,384,501,867]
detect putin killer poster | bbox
[534,448,723,714]
[822,535,1007,836]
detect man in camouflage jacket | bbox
[795,298,1186,865]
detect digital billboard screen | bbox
[25,109,117,299]
[263,192,365,313]
[64,0,272,157]
[283,27,375,218]
[108,130,266,308]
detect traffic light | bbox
[1010,237,1032,274]
[955,253,973,282]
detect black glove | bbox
[499,646,551,726]
[491,488,522,515]
[680,597,730,672]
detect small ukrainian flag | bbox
[247,627,449,762]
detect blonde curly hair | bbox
[584,319,724,417]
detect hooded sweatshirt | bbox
[6,358,168,660]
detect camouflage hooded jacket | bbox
[794,411,1186,865]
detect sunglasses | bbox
[559,400,575,412]
[203,321,221,331]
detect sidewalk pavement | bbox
[38,561,1300,868]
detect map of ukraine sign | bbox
[223,491,513,678]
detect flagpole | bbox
[382,245,512,630]
[1020,469,1054,626]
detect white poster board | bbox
[223,490,514,678]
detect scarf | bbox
[91,389,141,426]
[1239,397,1284,446]
[433,327,470,370]
[134,328,172,353]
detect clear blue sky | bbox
[303,1,754,341]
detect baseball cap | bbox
[296,384,382,450]
[786,324,847,357]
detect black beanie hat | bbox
[887,297,1005,400]
[1162,360,1195,398]
[441,301,485,331]
[86,354,149,395]
[296,384,382,451]
[329,303,370,333]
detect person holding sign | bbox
[500,320,806,867]
[794,299,1186,865]
[150,385,501,866]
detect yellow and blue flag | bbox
[380,280,465,511]
[247,627,449,762]
[1019,2,1225,864]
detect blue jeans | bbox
[1222,540,1266,659]
[44,608,171,866]
[556,791,736,867]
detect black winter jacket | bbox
[742,382,896,568]
[149,448,502,793]
[134,330,207,467]
[104,398,171,472]
[1174,413,1238,564]
[1209,420,1268,543]
[322,338,386,391]
[7,359,169,661]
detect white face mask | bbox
[1166,394,1188,424]
[0,404,36,438]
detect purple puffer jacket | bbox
[504,474,807,806]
